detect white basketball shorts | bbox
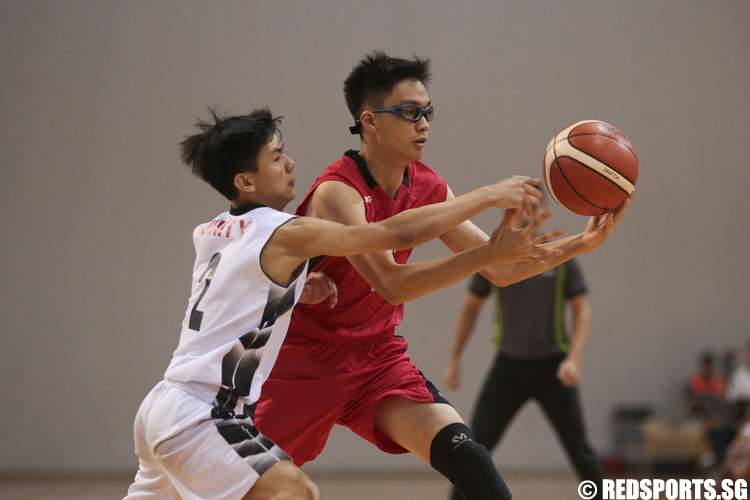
[124,381,291,500]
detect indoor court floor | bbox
[0,469,584,500]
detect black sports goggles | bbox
[349,104,434,134]
[372,104,434,122]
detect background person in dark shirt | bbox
[443,195,604,500]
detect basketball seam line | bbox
[566,134,638,185]
[557,155,632,197]
[546,138,565,210]
[556,141,635,194]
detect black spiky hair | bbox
[180,107,281,200]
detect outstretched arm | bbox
[262,176,553,287]
[296,179,564,304]
[443,291,486,391]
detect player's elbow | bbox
[377,218,421,251]
[483,266,519,288]
[372,282,407,305]
[486,274,514,288]
[389,227,417,251]
[382,294,406,306]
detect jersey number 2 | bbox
[189,252,221,331]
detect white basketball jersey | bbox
[164,205,307,408]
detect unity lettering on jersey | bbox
[199,218,253,239]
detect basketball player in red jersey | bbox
[254,52,631,500]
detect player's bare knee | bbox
[245,461,319,500]
[300,475,320,500]
[287,469,320,500]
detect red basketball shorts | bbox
[254,334,450,466]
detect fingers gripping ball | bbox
[543,120,638,216]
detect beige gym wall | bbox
[1,0,748,474]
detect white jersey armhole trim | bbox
[259,215,303,288]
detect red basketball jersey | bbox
[290,150,447,343]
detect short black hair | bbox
[344,50,432,134]
[180,108,281,200]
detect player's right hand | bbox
[443,361,461,391]
[579,193,633,252]
[487,176,546,215]
[487,208,565,265]
[298,272,338,308]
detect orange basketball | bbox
[543,120,638,216]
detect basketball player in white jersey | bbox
[123,108,561,500]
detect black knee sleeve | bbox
[430,423,512,500]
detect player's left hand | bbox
[299,272,338,308]
[580,193,633,251]
[557,358,580,387]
